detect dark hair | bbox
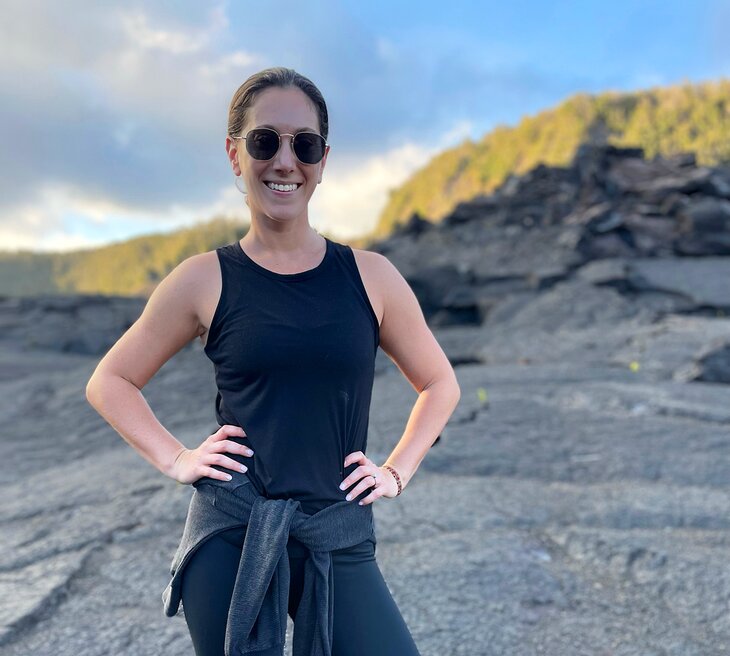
[227,67,329,141]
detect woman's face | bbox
[228,86,329,225]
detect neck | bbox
[241,224,324,256]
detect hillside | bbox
[0,216,250,297]
[374,78,730,237]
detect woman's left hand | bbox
[340,451,399,506]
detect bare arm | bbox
[374,252,461,488]
[85,255,208,479]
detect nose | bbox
[273,134,296,170]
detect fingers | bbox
[343,450,365,468]
[351,474,382,505]
[198,427,253,482]
[340,464,395,506]
[339,461,372,491]
[206,451,248,475]
[204,465,240,482]
[198,449,248,482]
[214,439,254,458]
[340,468,378,501]
[214,424,247,440]
[357,482,384,506]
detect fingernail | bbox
[339,482,346,490]
[247,449,254,456]
[240,465,247,472]
[345,494,352,501]
[225,474,232,480]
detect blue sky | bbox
[1,0,727,252]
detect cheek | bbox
[248,163,267,180]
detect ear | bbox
[225,136,242,173]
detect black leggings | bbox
[180,526,422,656]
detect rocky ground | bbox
[1,143,729,655]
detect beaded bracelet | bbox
[382,464,402,496]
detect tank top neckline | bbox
[233,236,333,281]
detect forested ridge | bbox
[374,79,730,236]
[0,217,248,297]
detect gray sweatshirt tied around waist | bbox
[162,475,376,656]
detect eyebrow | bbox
[256,124,318,133]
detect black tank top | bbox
[203,236,380,515]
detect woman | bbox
[86,66,460,656]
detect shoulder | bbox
[349,246,397,279]
[348,247,417,326]
[157,248,223,338]
[349,247,409,294]
[172,249,221,296]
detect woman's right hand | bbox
[170,425,254,485]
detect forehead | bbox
[247,86,319,132]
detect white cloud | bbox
[310,142,431,239]
[0,182,213,253]
[117,6,226,55]
[87,8,260,130]
[1,202,67,252]
[0,0,265,251]
[312,119,475,239]
[200,51,261,79]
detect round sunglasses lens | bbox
[293,133,326,164]
[246,129,279,160]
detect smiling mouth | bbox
[264,181,302,192]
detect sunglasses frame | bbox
[234,127,329,165]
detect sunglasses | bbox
[235,127,328,165]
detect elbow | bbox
[85,376,99,408]
[423,374,461,401]
[450,374,461,408]
[448,368,461,400]
[85,370,109,409]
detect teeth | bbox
[265,181,299,192]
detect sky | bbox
[1,0,728,253]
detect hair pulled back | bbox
[227,67,329,142]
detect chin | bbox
[263,206,306,222]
